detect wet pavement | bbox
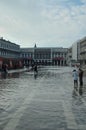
[0,66,86,130]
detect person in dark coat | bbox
[79,68,83,87]
[2,64,8,74]
[33,64,38,79]
[34,64,38,73]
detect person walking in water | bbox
[72,69,78,90]
[2,64,8,74]
[33,64,38,79]
[79,68,83,87]
[34,64,38,73]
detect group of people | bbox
[73,68,83,90]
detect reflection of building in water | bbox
[20,44,68,66]
[8,73,20,78]
[0,72,20,79]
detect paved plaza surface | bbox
[0,66,86,130]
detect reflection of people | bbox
[72,89,78,97]
[72,69,78,89]
[79,87,83,95]
[72,87,83,97]
[79,68,83,87]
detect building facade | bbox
[0,38,22,69]
[0,38,68,69]
[79,37,86,66]
[66,47,72,66]
[72,42,78,61]
[67,40,81,67]
[20,45,68,66]
[20,48,34,66]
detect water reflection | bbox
[72,87,83,97]
[0,72,20,79]
[79,87,83,95]
[0,66,86,130]
[0,73,8,79]
[34,72,38,79]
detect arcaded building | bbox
[0,38,68,68]
[0,38,21,69]
[20,44,68,66]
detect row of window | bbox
[21,53,33,58]
[0,42,19,51]
[21,53,66,58]
[34,54,51,59]
[0,51,19,58]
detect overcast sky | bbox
[0,0,86,48]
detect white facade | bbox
[66,47,72,66]
[72,42,78,61]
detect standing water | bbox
[0,66,86,130]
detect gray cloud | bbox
[0,0,86,47]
